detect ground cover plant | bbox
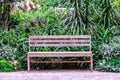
[0,0,120,72]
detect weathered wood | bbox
[27,35,93,71]
[29,44,91,47]
[28,52,92,57]
[29,35,91,38]
[27,55,30,72]
[30,40,90,43]
[31,60,91,63]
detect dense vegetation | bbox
[0,0,120,72]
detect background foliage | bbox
[0,0,120,72]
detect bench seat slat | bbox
[28,52,92,57]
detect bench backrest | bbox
[29,35,91,52]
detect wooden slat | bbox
[28,35,92,71]
[28,52,92,57]
[31,60,91,63]
[29,35,91,47]
[28,51,92,54]
[29,35,91,39]
[29,40,90,43]
[29,43,91,47]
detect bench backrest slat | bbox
[29,35,91,51]
[29,40,90,43]
[30,44,90,47]
[29,35,91,38]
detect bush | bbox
[0,45,16,60]
[95,57,120,72]
[99,36,120,58]
[0,60,15,72]
[95,36,120,72]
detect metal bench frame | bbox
[27,35,93,71]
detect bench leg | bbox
[27,55,30,72]
[90,56,93,71]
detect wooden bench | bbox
[27,35,93,71]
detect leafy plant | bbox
[99,36,120,58]
[0,60,15,72]
[112,0,120,7]
[0,45,16,60]
[95,57,120,72]
[99,0,115,29]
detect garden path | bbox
[0,70,120,80]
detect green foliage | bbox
[100,0,114,29]
[0,0,120,71]
[112,0,120,7]
[95,57,120,72]
[0,60,15,72]
[0,45,16,60]
[0,0,20,30]
[99,36,120,58]
[95,35,120,72]
[41,0,62,9]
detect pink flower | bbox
[55,7,59,11]
[56,13,60,16]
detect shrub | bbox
[95,36,120,72]
[99,36,120,58]
[95,57,120,72]
[0,45,16,60]
[0,60,15,72]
